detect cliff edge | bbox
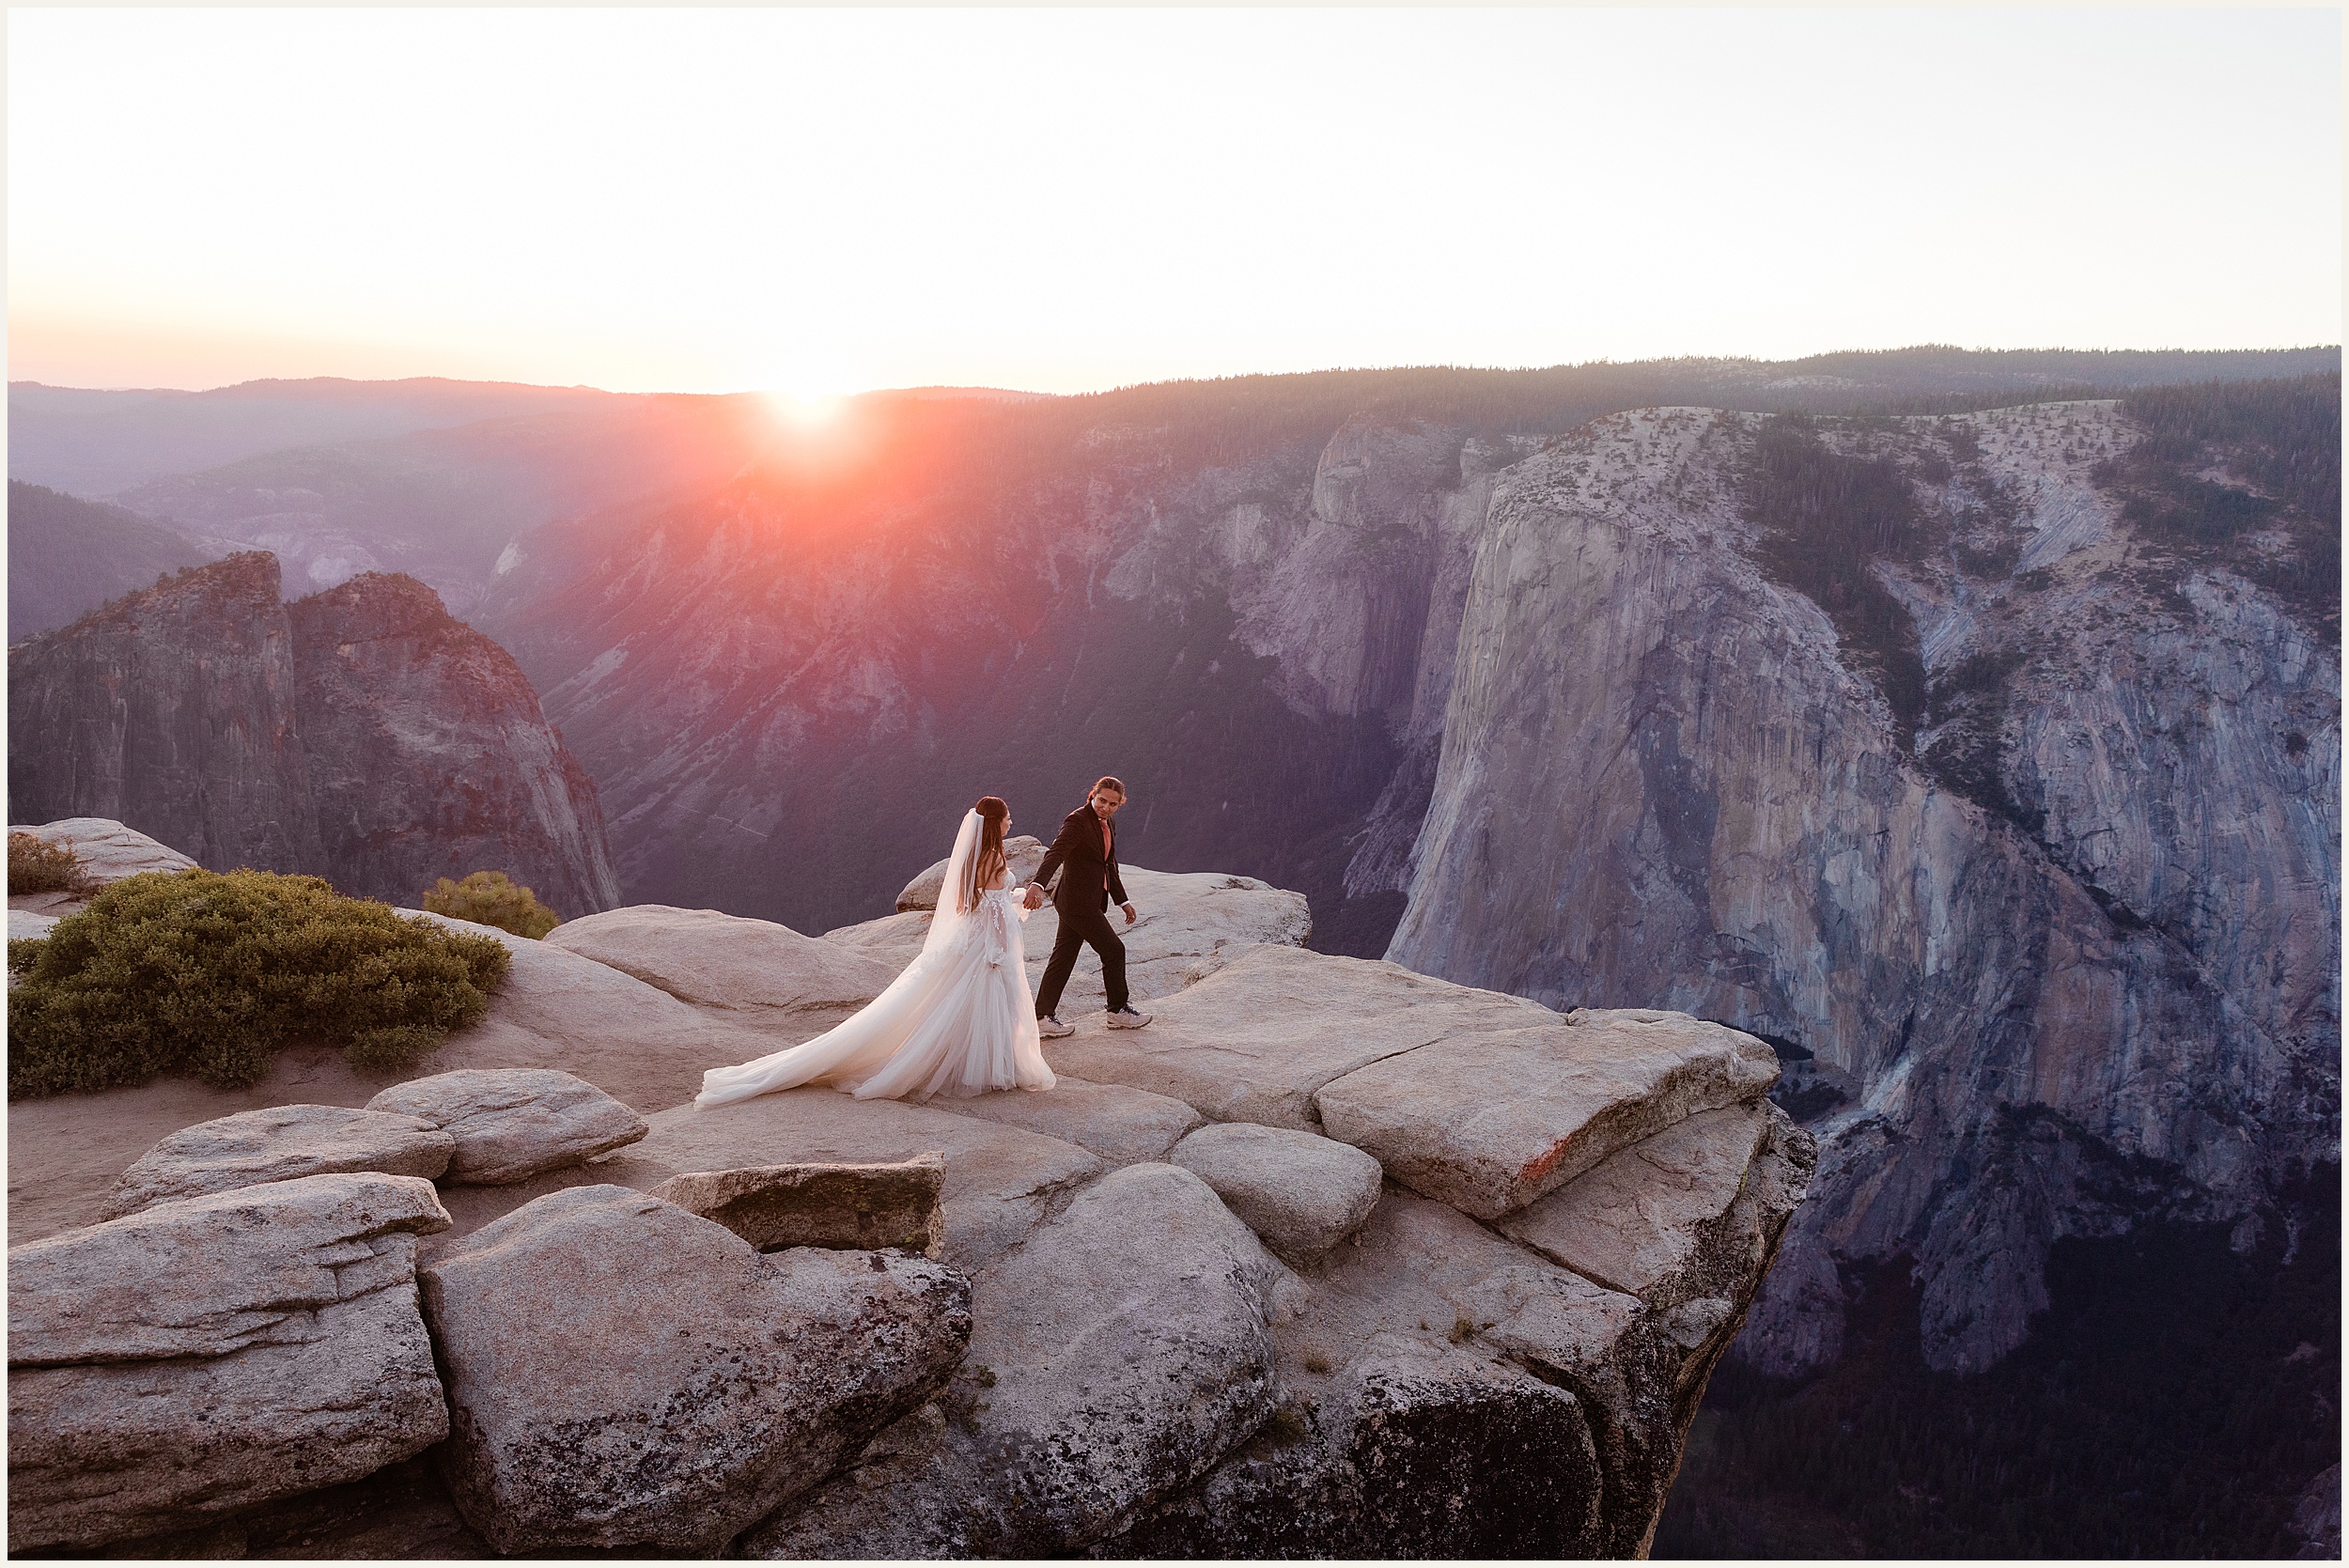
[7,821,1809,1558]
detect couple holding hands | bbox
[695,776,1148,1110]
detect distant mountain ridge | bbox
[7,377,624,495]
[6,480,219,640]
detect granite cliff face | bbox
[5,551,323,874]
[1385,402,2339,1374]
[288,573,620,916]
[8,555,619,914]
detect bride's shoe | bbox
[1037,1015,1074,1038]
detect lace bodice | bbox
[968,883,1027,968]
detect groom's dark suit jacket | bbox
[1034,803,1128,915]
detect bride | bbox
[695,796,1055,1108]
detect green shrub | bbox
[8,832,91,895]
[422,870,562,939]
[8,867,511,1098]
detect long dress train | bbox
[694,811,1054,1108]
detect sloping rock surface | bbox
[544,903,897,1035]
[102,1103,454,1219]
[8,1173,452,1552]
[401,909,783,1110]
[419,1184,971,1555]
[825,865,1313,1017]
[8,908,59,941]
[6,816,197,888]
[365,1067,646,1184]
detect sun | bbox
[766,390,846,431]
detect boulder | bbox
[1169,1121,1384,1265]
[932,1074,1205,1164]
[1103,1185,1625,1558]
[649,1153,945,1257]
[637,1087,1102,1272]
[895,835,1047,911]
[1102,1345,1607,1560]
[740,1162,1295,1557]
[366,1067,647,1185]
[7,816,198,889]
[102,1102,456,1219]
[1313,1009,1781,1219]
[419,1184,971,1555]
[401,908,781,1111]
[7,1173,452,1552]
[543,904,897,1035]
[1498,1099,1775,1296]
[826,865,1315,1015]
[1048,942,1555,1129]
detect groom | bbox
[1025,775,1152,1038]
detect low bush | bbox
[422,870,562,939]
[8,832,91,895]
[8,868,511,1098]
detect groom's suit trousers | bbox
[1035,902,1129,1017]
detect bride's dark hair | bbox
[962,796,1010,913]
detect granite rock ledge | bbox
[7,832,1810,1558]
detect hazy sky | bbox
[8,8,2341,396]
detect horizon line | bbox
[9,342,2342,401]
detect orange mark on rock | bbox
[1516,1139,1571,1189]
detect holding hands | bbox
[1021,882,1137,924]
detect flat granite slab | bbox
[1313,1008,1779,1219]
[1498,1099,1775,1297]
[634,1087,1104,1271]
[928,1075,1205,1165]
[822,866,1313,1016]
[1044,944,1558,1130]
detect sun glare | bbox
[769,392,845,431]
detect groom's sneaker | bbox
[1105,1005,1153,1030]
[1037,1015,1074,1039]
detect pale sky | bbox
[8,7,2341,396]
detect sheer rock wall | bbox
[8,555,618,915]
[1385,405,2339,1374]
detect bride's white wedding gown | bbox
[695,810,1055,1108]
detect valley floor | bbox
[1654,1170,2341,1559]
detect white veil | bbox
[693,803,1050,1110]
[920,809,985,960]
